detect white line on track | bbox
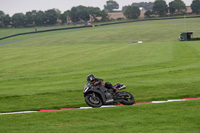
[0,111,37,115]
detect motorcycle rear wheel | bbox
[121,91,135,105]
[85,93,103,107]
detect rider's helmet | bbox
[87,74,95,82]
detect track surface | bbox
[0,97,199,115]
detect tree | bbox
[76,6,90,22]
[69,7,80,24]
[60,10,70,24]
[153,0,168,17]
[3,14,11,27]
[69,6,100,24]
[0,10,5,21]
[25,10,37,26]
[0,10,5,27]
[44,9,61,25]
[100,10,110,22]
[174,0,186,13]
[145,10,153,18]
[169,0,186,14]
[35,11,45,26]
[12,13,25,27]
[104,0,119,12]
[123,5,141,19]
[169,1,176,14]
[88,7,102,22]
[191,0,200,14]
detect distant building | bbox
[139,8,146,18]
[186,6,192,13]
[108,12,125,20]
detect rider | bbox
[87,74,118,92]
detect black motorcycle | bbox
[83,82,135,107]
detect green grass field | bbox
[0,18,200,132]
[0,24,85,38]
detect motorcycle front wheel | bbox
[85,93,103,107]
[121,91,135,105]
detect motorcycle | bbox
[83,82,135,107]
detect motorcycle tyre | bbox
[85,93,103,107]
[121,91,135,105]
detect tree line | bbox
[0,6,109,28]
[146,0,200,17]
[123,0,200,19]
[0,0,200,28]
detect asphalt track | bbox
[0,97,199,115]
[0,38,32,45]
